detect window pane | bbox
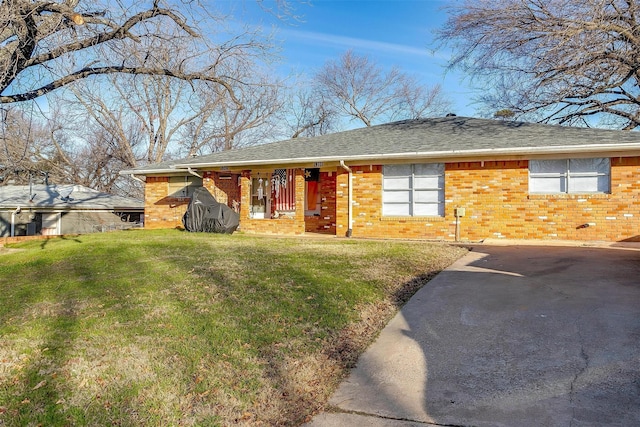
[384,176,411,190]
[570,176,597,192]
[415,203,443,216]
[530,176,565,193]
[383,164,412,177]
[414,175,442,189]
[569,175,610,193]
[414,189,442,203]
[383,203,410,216]
[414,163,444,176]
[383,191,410,203]
[530,159,566,174]
[568,158,610,193]
[251,177,267,214]
[570,158,609,174]
[597,174,610,192]
[383,163,444,217]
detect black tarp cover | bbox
[182,187,240,234]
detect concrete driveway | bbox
[306,244,640,427]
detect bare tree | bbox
[61,72,207,194]
[0,0,300,198]
[284,84,338,138]
[179,64,285,156]
[65,42,284,159]
[1,105,44,184]
[314,50,450,127]
[315,50,401,127]
[52,40,284,197]
[0,86,150,194]
[439,0,640,129]
[0,107,32,184]
[0,104,80,186]
[41,103,146,196]
[0,0,298,105]
[72,125,145,196]
[394,75,449,120]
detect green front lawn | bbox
[0,230,466,426]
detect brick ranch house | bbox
[121,116,640,242]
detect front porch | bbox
[236,168,338,236]
[144,165,345,236]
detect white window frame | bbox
[529,158,610,194]
[382,163,445,217]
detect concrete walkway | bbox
[304,244,640,427]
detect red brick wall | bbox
[143,157,640,242]
[341,159,640,242]
[305,172,337,234]
[202,172,241,210]
[335,167,350,237]
[144,173,241,230]
[144,176,189,229]
[337,165,451,239]
[448,158,640,241]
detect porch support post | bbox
[240,171,252,219]
[294,169,306,234]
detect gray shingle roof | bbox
[0,185,144,210]
[121,116,640,174]
[119,157,192,174]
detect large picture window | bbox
[383,163,444,217]
[529,158,610,194]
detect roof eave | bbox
[171,143,640,170]
[119,168,177,175]
[113,207,145,211]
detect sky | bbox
[220,0,477,118]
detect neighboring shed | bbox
[0,184,144,237]
[121,116,640,242]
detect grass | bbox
[0,230,467,426]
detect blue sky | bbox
[221,0,477,117]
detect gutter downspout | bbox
[187,168,202,179]
[11,207,20,237]
[339,161,353,237]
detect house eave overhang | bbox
[113,206,145,212]
[172,143,640,170]
[119,168,178,175]
[0,205,139,211]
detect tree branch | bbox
[0,65,243,109]
[24,7,199,69]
